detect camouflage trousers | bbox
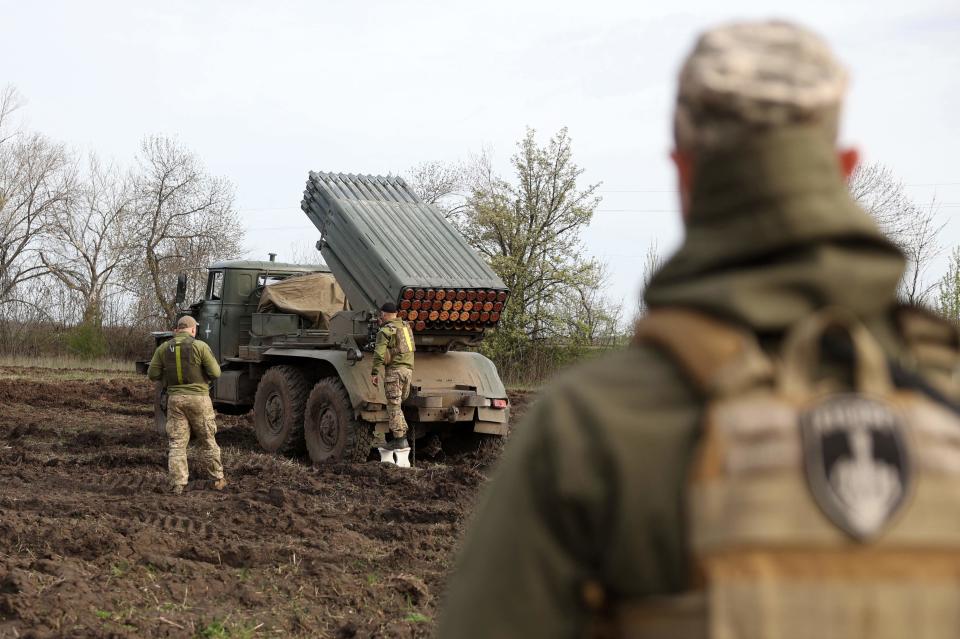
[166,394,224,488]
[385,365,413,438]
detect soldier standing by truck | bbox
[439,20,960,639]
[371,302,415,451]
[148,316,227,494]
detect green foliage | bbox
[195,619,260,639]
[937,247,960,321]
[66,321,108,359]
[481,334,623,387]
[441,127,627,383]
[459,127,615,344]
[404,612,430,623]
[95,610,113,620]
[198,620,229,638]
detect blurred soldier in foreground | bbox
[440,20,960,639]
[148,315,226,495]
[371,302,416,460]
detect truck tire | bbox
[153,383,168,435]
[253,365,309,455]
[303,377,374,463]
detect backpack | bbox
[605,306,960,639]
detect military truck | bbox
[140,172,510,463]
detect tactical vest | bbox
[598,306,960,639]
[162,336,208,387]
[384,320,416,364]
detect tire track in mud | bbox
[0,371,533,638]
[130,508,214,538]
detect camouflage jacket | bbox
[371,318,415,375]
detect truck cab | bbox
[193,261,328,363]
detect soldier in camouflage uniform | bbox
[371,302,416,450]
[148,316,226,495]
[440,20,960,639]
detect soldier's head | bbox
[176,315,198,336]
[379,302,398,324]
[671,20,858,219]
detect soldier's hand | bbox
[371,374,379,387]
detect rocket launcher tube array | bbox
[301,172,508,333]
[396,286,507,332]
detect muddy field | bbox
[0,366,534,638]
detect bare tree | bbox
[0,85,25,146]
[848,162,943,306]
[896,198,943,305]
[125,135,243,327]
[404,160,468,219]
[634,240,664,319]
[287,239,324,265]
[558,262,623,345]
[40,156,135,326]
[0,129,75,309]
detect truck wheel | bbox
[304,378,374,463]
[153,383,168,435]
[253,365,309,455]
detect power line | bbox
[238,188,960,213]
[245,204,960,230]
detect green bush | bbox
[480,330,617,387]
[66,322,108,359]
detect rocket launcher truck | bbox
[139,172,511,463]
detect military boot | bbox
[384,437,409,451]
[212,478,228,491]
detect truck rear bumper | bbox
[361,388,510,436]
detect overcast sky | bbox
[3,0,959,312]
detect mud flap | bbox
[377,447,412,468]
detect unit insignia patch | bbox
[800,394,911,540]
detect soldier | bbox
[371,301,416,451]
[148,315,227,495]
[439,20,960,639]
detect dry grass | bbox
[0,353,136,372]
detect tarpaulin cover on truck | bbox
[257,272,349,329]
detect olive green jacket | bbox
[147,333,221,396]
[372,318,415,375]
[438,129,916,638]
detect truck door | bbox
[198,270,224,362]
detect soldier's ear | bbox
[839,148,859,180]
[671,149,694,222]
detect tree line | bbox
[0,87,243,358]
[3,82,956,380]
